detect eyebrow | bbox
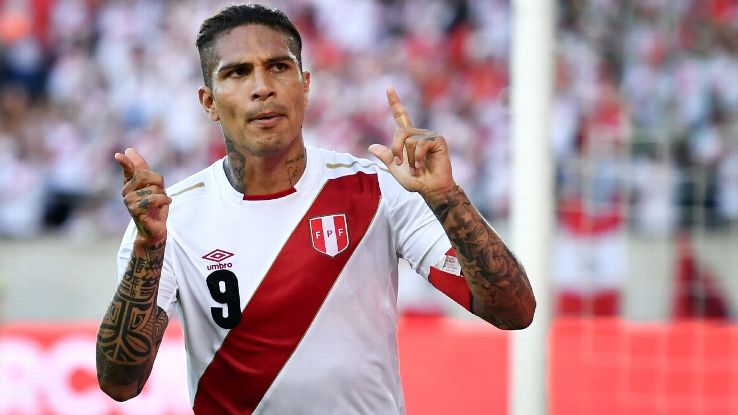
[216,55,296,75]
[265,55,296,65]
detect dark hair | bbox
[196,4,303,88]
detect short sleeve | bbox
[380,174,452,280]
[116,220,179,317]
[380,174,472,311]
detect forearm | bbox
[424,185,536,329]
[96,239,169,401]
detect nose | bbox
[251,69,275,101]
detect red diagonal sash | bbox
[193,172,381,414]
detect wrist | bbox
[421,182,461,206]
[134,234,167,250]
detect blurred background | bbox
[0,0,737,414]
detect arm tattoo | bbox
[426,186,535,329]
[96,241,169,392]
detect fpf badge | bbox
[309,214,349,257]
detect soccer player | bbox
[96,4,535,414]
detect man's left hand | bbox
[369,87,456,198]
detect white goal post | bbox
[509,0,556,414]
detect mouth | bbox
[249,111,285,127]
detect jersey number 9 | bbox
[206,270,242,329]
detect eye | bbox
[231,67,248,77]
[272,62,289,72]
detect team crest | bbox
[309,214,349,257]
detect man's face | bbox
[200,24,310,156]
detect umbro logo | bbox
[202,249,234,270]
[202,249,234,262]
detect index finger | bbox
[386,87,414,128]
[124,147,150,172]
[114,152,135,183]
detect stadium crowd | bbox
[0,0,737,315]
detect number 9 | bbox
[206,270,242,329]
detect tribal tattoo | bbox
[426,186,535,329]
[96,241,169,392]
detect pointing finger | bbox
[124,148,150,172]
[386,86,413,129]
[114,152,135,183]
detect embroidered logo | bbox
[309,214,349,257]
[202,249,234,270]
[202,249,234,262]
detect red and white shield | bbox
[309,214,349,257]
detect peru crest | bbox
[309,214,349,257]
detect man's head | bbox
[196,4,303,89]
[196,4,310,157]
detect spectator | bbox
[0,0,736,318]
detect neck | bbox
[223,139,307,196]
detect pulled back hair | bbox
[196,4,303,88]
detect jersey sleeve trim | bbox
[170,181,205,197]
[428,248,472,311]
[325,160,389,172]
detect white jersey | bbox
[117,146,471,414]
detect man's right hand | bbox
[115,148,171,246]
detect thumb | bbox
[124,148,150,172]
[368,144,395,167]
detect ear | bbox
[198,86,220,122]
[302,71,311,108]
